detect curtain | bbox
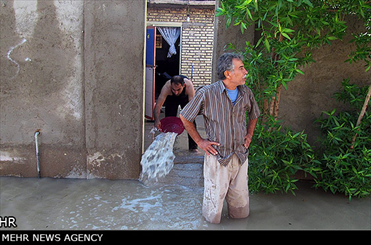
[158,27,181,58]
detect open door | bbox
[145,26,156,120]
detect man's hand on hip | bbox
[197,139,220,156]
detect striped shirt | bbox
[180,80,261,166]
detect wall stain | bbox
[0,0,21,86]
[17,0,74,97]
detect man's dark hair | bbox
[171,75,185,85]
[217,53,244,80]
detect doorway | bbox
[145,24,181,120]
[154,27,181,99]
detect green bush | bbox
[313,79,371,200]
[248,80,371,200]
[248,116,319,195]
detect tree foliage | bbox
[217,0,371,119]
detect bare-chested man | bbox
[154,75,198,151]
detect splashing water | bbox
[139,132,178,184]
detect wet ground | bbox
[1,113,370,230]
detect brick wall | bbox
[147,6,215,87]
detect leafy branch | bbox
[217,0,371,121]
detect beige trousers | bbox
[202,154,249,224]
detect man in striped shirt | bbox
[180,53,260,224]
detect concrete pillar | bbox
[84,0,146,179]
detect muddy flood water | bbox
[0,177,208,230]
[1,176,370,230]
[1,117,370,230]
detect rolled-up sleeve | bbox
[180,89,205,123]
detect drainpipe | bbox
[34,130,41,178]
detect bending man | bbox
[154,75,198,151]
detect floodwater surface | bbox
[1,176,370,230]
[0,177,208,230]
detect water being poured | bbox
[139,132,178,184]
